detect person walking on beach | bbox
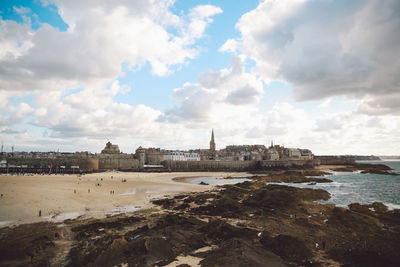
[1,193,3,199]
[54,232,60,240]
[39,209,42,217]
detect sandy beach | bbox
[0,171,248,226]
[1,166,399,266]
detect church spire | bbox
[210,128,216,152]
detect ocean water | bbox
[270,161,400,210]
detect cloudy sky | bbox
[0,0,399,155]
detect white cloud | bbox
[186,5,223,40]
[160,56,264,125]
[1,1,399,155]
[0,1,225,151]
[13,6,32,15]
[0,102,34,126]
[224,0,400,115]
[0,1,222,93]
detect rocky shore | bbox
[330,163,399,176]
[1,167,400,266]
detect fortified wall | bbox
[163,160,258,171]
[4,157,99,172]
[314,156,355,165]
[98,154,139,170]
[163,159,320,172]
[2,157,321,173]
[259,159,319,168]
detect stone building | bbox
[101,141,120,154]
[144,148,163,165]
[135,146,146,167]
[285,148,302,159]
[221,144,266,161]
[133,147,163,166]
[99,142,139,170]
[299,149,313,160]
[266,148,280,160]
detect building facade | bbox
[99,142,139,170]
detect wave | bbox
[382,202,400,210]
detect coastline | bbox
[0,171,242,227]
[1,165,400,266]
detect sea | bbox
[270,160,400,210]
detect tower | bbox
[136,146,146,167]
[208,129,216,160]
[210,129,216,152]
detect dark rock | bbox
[260,234,312,263]
[200,238,286,267]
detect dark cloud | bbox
[228,0,400,115]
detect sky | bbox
[0,0,399,155]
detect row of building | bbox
[1,129,316,171]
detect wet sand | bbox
[0,171,248,226]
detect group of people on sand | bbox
[72,175,120,194]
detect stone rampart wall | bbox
[3,157,321,172]
[5,157,99,171]
[314,156,355,165]
[259,159,319,168]
[163,159,319,171]
[163,160,259,171]
[98,157,139,170]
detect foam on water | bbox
[385,203,400,210]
